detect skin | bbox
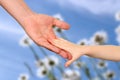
[53,38,120,67]
[0,0,72,59]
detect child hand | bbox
[53,38,86,67]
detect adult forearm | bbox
[0,0,35,25]
[86,45,120,61]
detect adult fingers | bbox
[67,52,72,60]
[59,50,72,60]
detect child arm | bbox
[87,45,120,61]
[53,38,120,67]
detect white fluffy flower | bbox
[90,31,108,45]
[73,61,86,69]
[42,55,59,70]
[115,11,120,21]
[115,26,120,44]
[115,25,120,36]
[116,35,120,45]
[53,13,64,21]
[35,60,45,68]
[36,67,49,78]
[18,73,29,80]
[102,70,115,80]
[53,26,65,34]
[19,35,33,47]
[77,39,89,45]
[97,60,108,69]
[92,77,101,80]
[53,13,65,33]
[62,69,80,80]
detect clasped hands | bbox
[22,14,72,59]
[22,14,83,67]
[1,0,119,68]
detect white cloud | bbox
[0,25,25,35]
[50,0,120,15]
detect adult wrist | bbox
[18,12,37,28]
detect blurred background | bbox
[0,0,120,80]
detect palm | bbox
[22,14,72,60]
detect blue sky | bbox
[0,0,120,80]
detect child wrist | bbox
[81,45,91,56]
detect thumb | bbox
[65,58,76,67]
[54,19,70,30]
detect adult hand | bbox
[0,0,72,59]
[22,14,72,60]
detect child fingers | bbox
[53,38,72,52]
[58,38,75,46]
